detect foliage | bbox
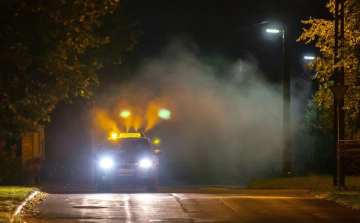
[0,187,34,200]
[0,141,25,185]
[0,186,36,222]
[297,0,360,136]
[0,0,140,138]
[301,98,333,174]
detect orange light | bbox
[119,133,141,138]
[154,149,162,155]
[111,133,118,138]
[134,116,143,131]
[145,104,161,131]
[96,110,119,135]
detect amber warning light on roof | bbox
[111,133,118,139]
[109,132,142,139]
[119,133,142,138]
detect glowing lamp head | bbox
[304,56,316,60]
[266,29,280,33]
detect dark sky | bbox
[123,0,331,56]
[44,0,333,183]
[98,0,332,84]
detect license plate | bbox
[119,169,135,173]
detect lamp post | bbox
[266,26,291,175]
[91,100,95,185]
[332,0,346,187]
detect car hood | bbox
[100,150,153,164]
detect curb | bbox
[39,184,97,193]
[9,189,39,222]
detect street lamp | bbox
[304,56,316,60]
[266,29,280,33]
[266,26,291,175]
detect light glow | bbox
[145,103,161,131]
[100,158,114,169]
[266,29,280,33]
[158,109,171,120]
[134,116,142,131]
[153,138,161,145]
[96,110,119,136]
[304,56,315,60]
[111,133,118,138]
[120,110,131,118]
[139,159,152,168]
[154,149,162,155]
[119,133,141,138]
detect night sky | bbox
[120,0,331,77]
[44,0,333,184]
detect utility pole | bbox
[91,100,95,185]
[333,0,346,187]
[265,17,291,175]
[339,0,345,187]
[282,22,291,175]
[333,0,339,187]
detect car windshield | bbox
[105,138,151,154]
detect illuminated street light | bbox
[120,110,131,118]
[158,109,171,120]
[266,29,280,33]
[304,56,316,60]
[266,26,291,175]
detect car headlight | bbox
[100,158,114,169]
[139,159,152,168]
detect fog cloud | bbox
[96,38,288,185]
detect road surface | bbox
[21,187,360,222]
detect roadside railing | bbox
[338,140,360,157]
[337,140,360,188]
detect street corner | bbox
[9,189,44,223]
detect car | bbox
[94,132,162,193]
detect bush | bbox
[0,141,25,185]
[301,98,334,174]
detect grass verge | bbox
[0,186,36,222]
[248,175,360,209]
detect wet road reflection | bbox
[21,188,360,223]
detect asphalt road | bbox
[21,187,360,223]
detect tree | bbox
[0,0,140,138]
[301,98,333,173]
[297,0,360,137]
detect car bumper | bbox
[96,166,157,185]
